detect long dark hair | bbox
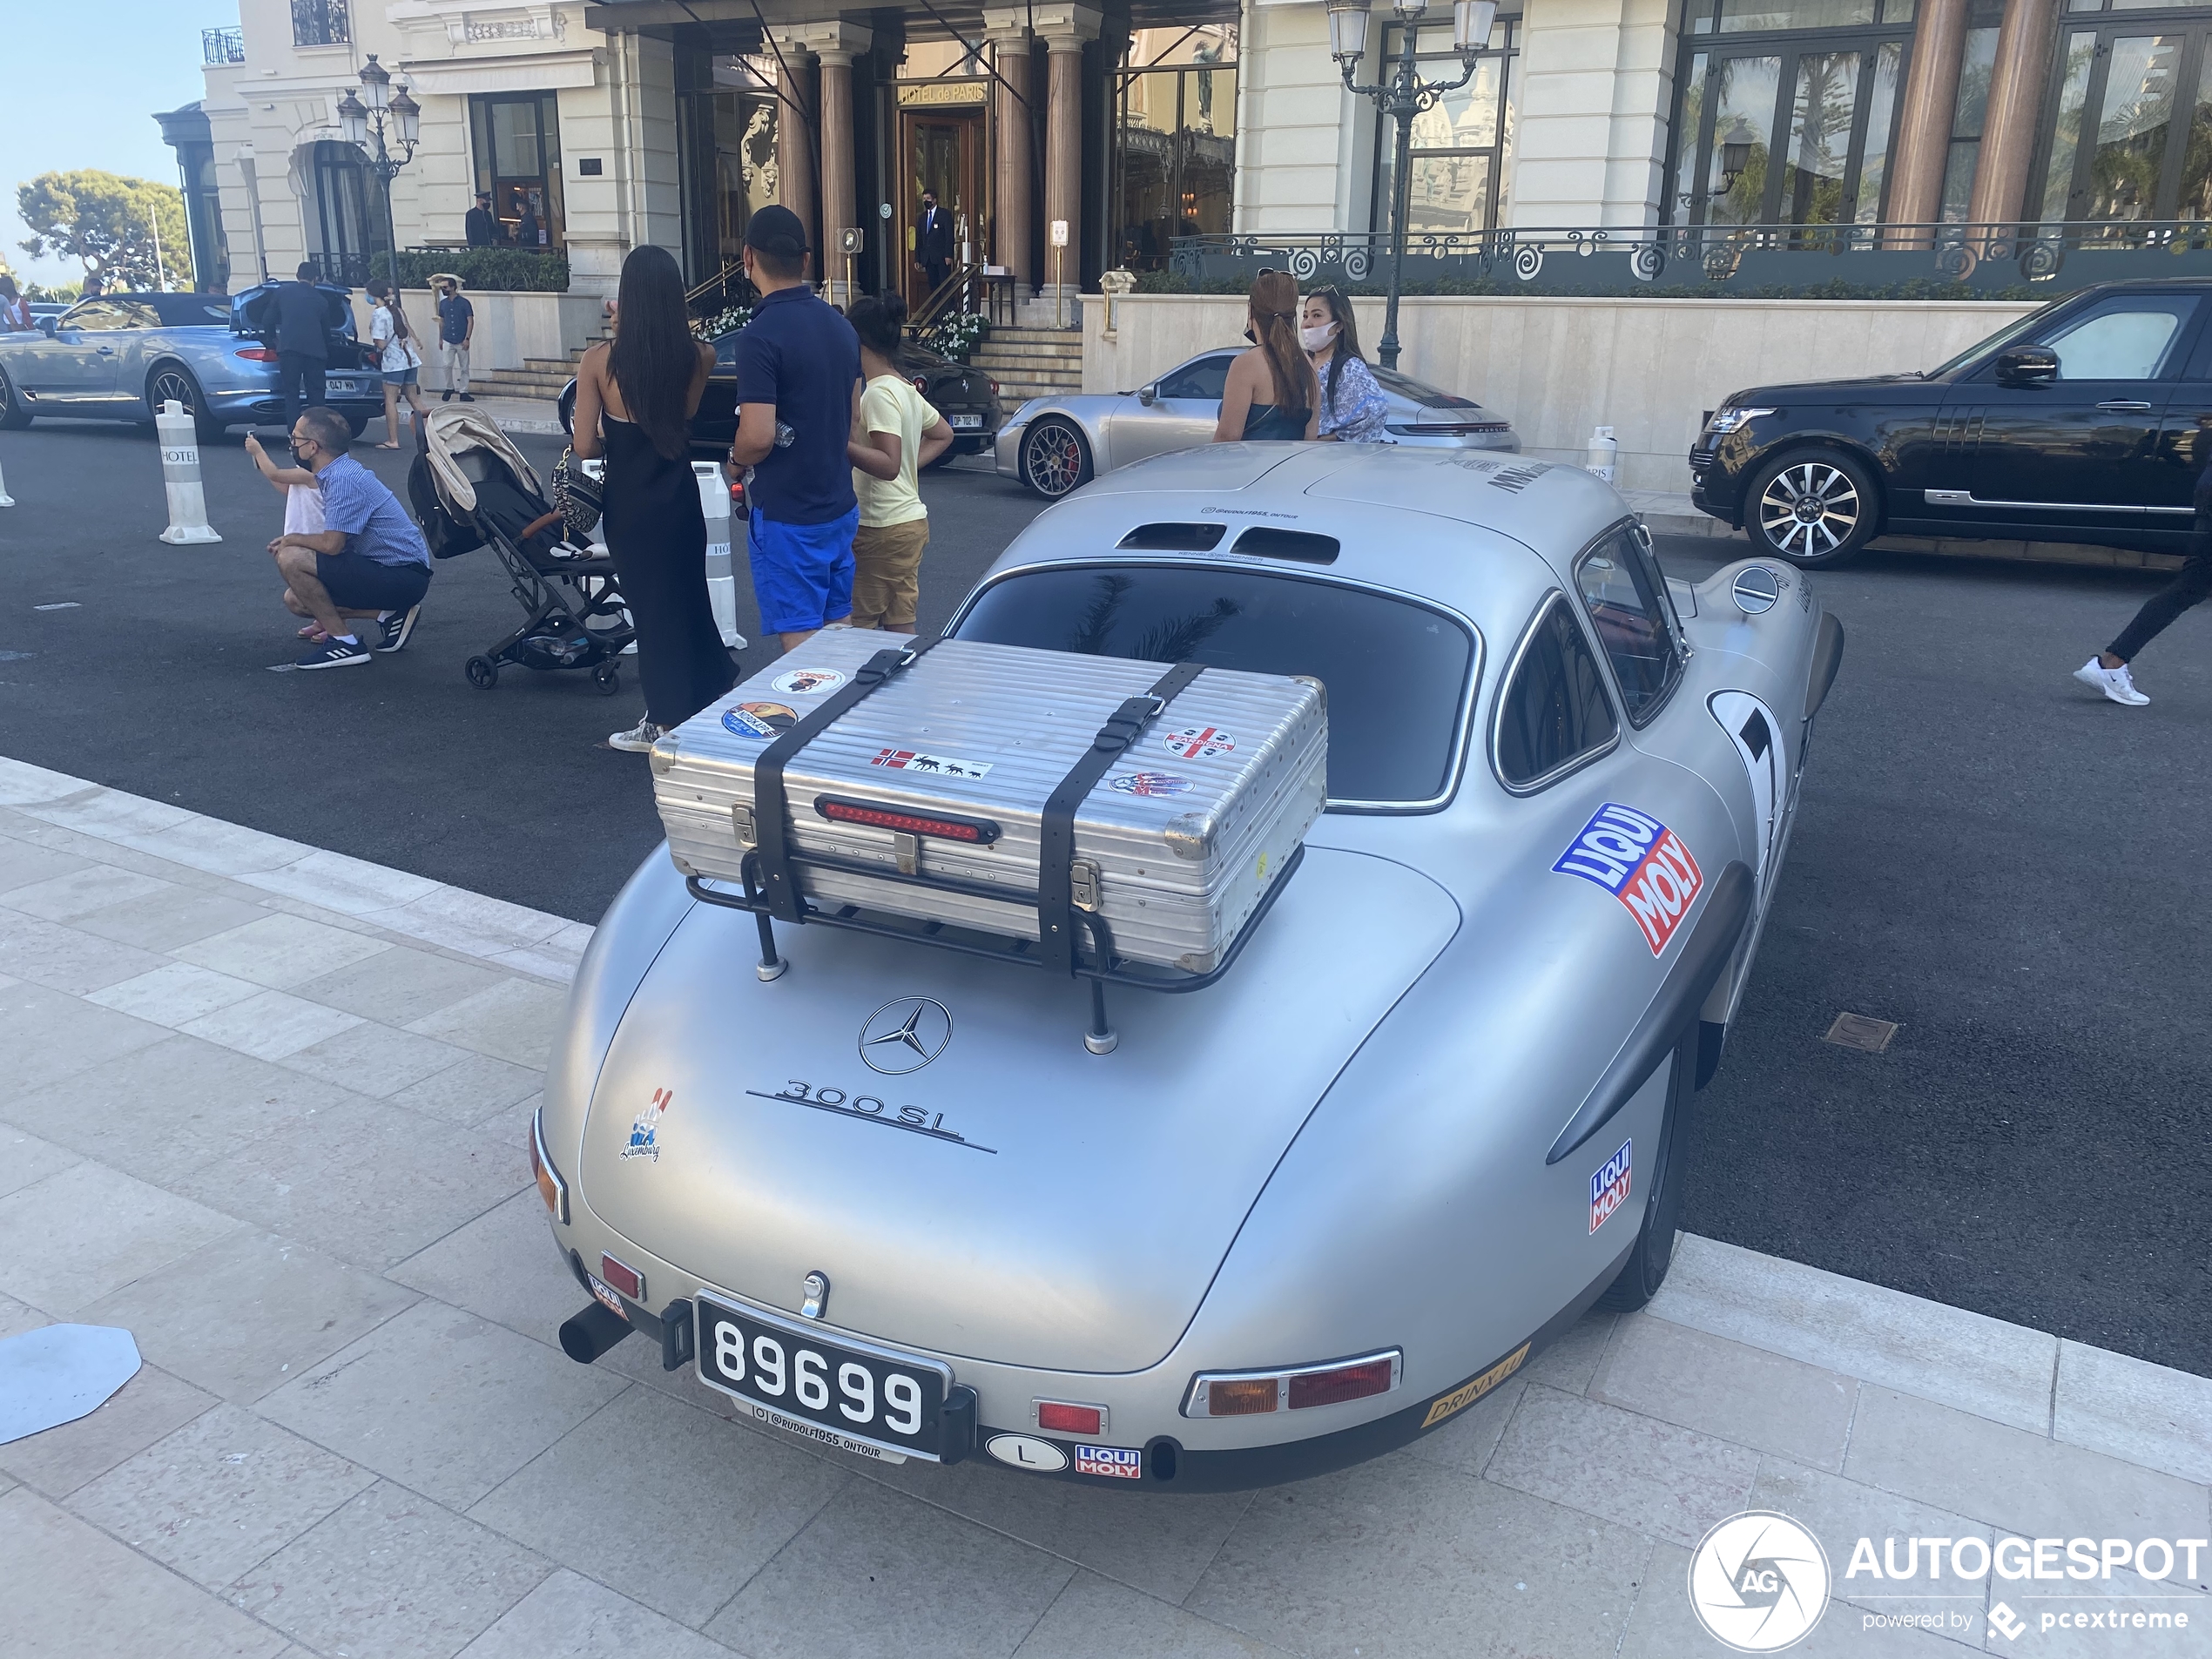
[365,278,411,341]
[1308,287,1366,412]
[609,244,698,461]
[847,289,907,359]
[1249,269,1316,417]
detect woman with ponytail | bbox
[1212,269,1318,444]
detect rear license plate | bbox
[696,1294,947,1463]
[325,379,363,397]
[948,414,983,428]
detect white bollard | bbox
[155,401,221,544]
[694,460,746,650]
[1585,424,1619,488]
[0,448,13,508]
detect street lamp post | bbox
[1325,0,1497,371]
[337,54,421,281]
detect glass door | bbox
[2033,26,2212,223]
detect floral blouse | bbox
[1317,354,1390,443]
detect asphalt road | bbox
[2,417,2207,1378]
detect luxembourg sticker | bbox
[623,1087,672,1162]
[722,701,798,739]
[772,667,846,696]
[1552,802,1704,956]
[1109,772,1192,797]
[1162,725,1235,761]
[1589,1138,1632,1233]
[871,748,993,780]
[1074,1445,1145,1480]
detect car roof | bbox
[990,444,1623,634]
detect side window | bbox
[714,334,739,368]
[1495,594,1620,789]
[1575,529,1682,724]
[2039,297,2198,381]
[61,301,127,333]
[1158,354,1233,401]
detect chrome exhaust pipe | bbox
[559,1300,632,1364]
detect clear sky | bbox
[0,0,238,287]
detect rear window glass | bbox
[954,564,1475,804]
[1495,596,1618,788]
[1372,367,1477,408]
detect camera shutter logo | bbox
[1687,1512,1831,1652]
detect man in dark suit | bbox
[465,192,499,246]
[267,262,336,430]
[914,190,954,295]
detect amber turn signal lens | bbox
[529,1109,566,1223]
[1205,1378,1280,1416]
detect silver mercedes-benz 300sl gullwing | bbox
[532,442,1844,1491]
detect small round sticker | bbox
[1162,725,1236,762]
[722,701,799,739]
[772,667,846,696]
[1110,772,1193,797]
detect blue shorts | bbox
[749,507,857,635]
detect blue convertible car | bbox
[0,285,384,442]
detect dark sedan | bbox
[560,330,1003,462]
[1689,279,2212,565]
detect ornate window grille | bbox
[293,0,350,48]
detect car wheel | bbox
[1746,445,1878,567]
[0,364,30,430]
[1020,417,1092,499]
[1594,1036,1695,1312]
[147,364,224,445]
[343,413,368,441]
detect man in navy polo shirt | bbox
[728,205,864,651]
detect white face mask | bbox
[1300,322,1338,353]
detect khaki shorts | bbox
[850,516,929,631]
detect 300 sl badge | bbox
[746,1081,998,1155]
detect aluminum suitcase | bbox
[651,630,1326,974]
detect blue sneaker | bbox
[377,604,421,653]
[296,637,370,670]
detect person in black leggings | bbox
[570,246,734,752]
[2075,428,2212,707]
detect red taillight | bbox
[1036,1401,1103,1435]
[235,347,280,362]
[1288,1357,1396,1409]
[987,378,1000,395]
[815,797,1000,843]
[912,376,929,393]
[598,1254,644,1300]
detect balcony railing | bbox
[1166,221,2212,300]
[202,24,245,64]
[292,0,349,47]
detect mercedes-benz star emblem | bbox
[859,997,952,1075]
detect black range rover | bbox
[1689,279,2212,566]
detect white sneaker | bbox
[2073,658,2149,706]
[608,718,664,752]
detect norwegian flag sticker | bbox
[870,748,993,780]
[1162,725,1236,761]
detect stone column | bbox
[818,49,860,305]
[774,49,819,269]
[1886,0,1969,239]
[981,14,1035,294]
[1036,5,1100,313]
[1966,0,2060,234]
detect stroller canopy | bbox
[420,404,544,516]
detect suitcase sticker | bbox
[1162,725,1235,761]
[723,702,798,739]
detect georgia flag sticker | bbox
[1552,803,1703,955]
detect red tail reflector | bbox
[235,347,280,362]
[598,1254,644,1300]
[815,797,1000,843]
[1035,1401,1103,1435]
[1288,1357,1396,1409]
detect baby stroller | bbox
[408,406,633,694]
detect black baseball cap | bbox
[745,204,809,259]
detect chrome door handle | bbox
[2095,401,2152,412]
[96,345,115,354]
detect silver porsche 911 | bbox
[995,347,1521,497]
[532,442,1843,1491]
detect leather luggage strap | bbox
[1037,661,1205,977]
[753,640,939,923]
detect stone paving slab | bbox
[3,754,2209,1659]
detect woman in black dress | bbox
[570,245,732,752]
[1212,268,1318,444]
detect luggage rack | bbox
[684,840,1305,1055]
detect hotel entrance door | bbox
[898,99,983,310]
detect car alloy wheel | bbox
[1751,451,1871,565]
[1021,417,1091,499]
[0,365,29,430]
[148,366,222,443]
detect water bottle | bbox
[774,420,795,449]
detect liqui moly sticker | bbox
[1589,1138,1632,1233]
[871,748,993,780]
[1074,1445,1144,1480]
[1552,802,1703,956]
[1163,725,1235,761]
[624,1087,672,1161]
